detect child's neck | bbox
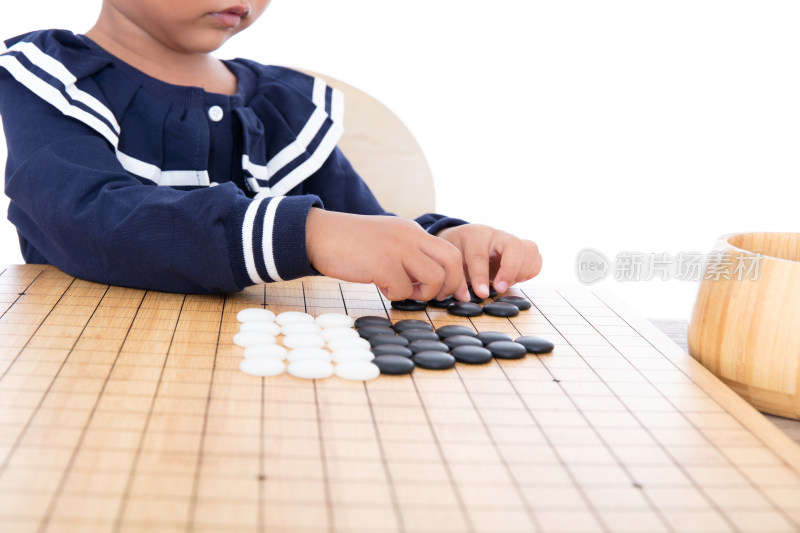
[84,28,238,96]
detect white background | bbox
[1,1,799,319]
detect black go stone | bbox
[436,325,476,339]
[444,335,484,349]
[373,355,415,375]
[487,340,527,360]
[400,329,441,342]
[354,315,393,328]
[409,340,449,354]
[489,286,499,298]
[372,345,413,358]
[369,334,409,348]
[467,286,485,304]
[496,296,532,311]
[447,302,483,317]
[515,336,555,354]
[413,351,456,370]
[393,319,434,332]
[428,296,457,308]
[483,302,520,318]
[357,325,395,339]
[476,331,512,345]
[451,345,493,365]
[391,299,427,312]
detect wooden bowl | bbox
[688,232,800,419]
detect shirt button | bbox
[208,105,224,122]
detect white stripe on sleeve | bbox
[242,198,267,285]
[261,197,284,282]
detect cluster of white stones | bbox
[234,309,380,381]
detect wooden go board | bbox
[1,264,800,533]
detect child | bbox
[0,1,542,301]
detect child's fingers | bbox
[492,241,525,293]
[420,238,469,301]
[462,244,491,299]
[376,263,416,301]
[405,254,448,302]
[522,245,543,281]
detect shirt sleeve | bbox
[0,71,320,294]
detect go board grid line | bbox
[5,267,800,532]
[597,287,800,475]
[0,265,41,319]
[33,285,142,533]
[308,274,335,533]
[341,281,406,533]
[464,295,612,533]
[259,359,267,533]
[259,282,267,533]
[0,276,110,532]
[450,361,544,533]
[300,280,309,312]
[546,288,795,532]
[507,296,679,531]
[337,282,350,316]
[185,293,226,533]
[381,285,478,533]
[313,374,336,533]
[362,381,407,533]
[111,294,187,532]
[0,276,82,480]
[561,289,800,531]
[529,289,726,528]
[0,268,63,382]
[586,290,800,514]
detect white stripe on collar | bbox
[0,53,119,146]
[0,46,211,188]
[7,41,120,133]
[243,77,343,193]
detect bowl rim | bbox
[720,231,800,264]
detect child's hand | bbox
[306,208,470,302]
[436,224,542,298]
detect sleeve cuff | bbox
[417,214,469,236]
[226,194,323,289]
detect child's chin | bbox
[181,32,237,54]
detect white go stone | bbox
[335,361,380,381]
[328,336,371,351]
[315,313,354,329]
[288,359,334,380]
[243,344,288,359]
[233,331,276,348]
[282,334,325,350]
[287,348,332,363]
[240,357,285,377]
[239,321,281,336]
[331,349,375,363]
[236,308,276,323]
[276,311,315,326]
[321,327,359,342]
[281,322,322,336]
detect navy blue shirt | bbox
[0,30,465,293]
